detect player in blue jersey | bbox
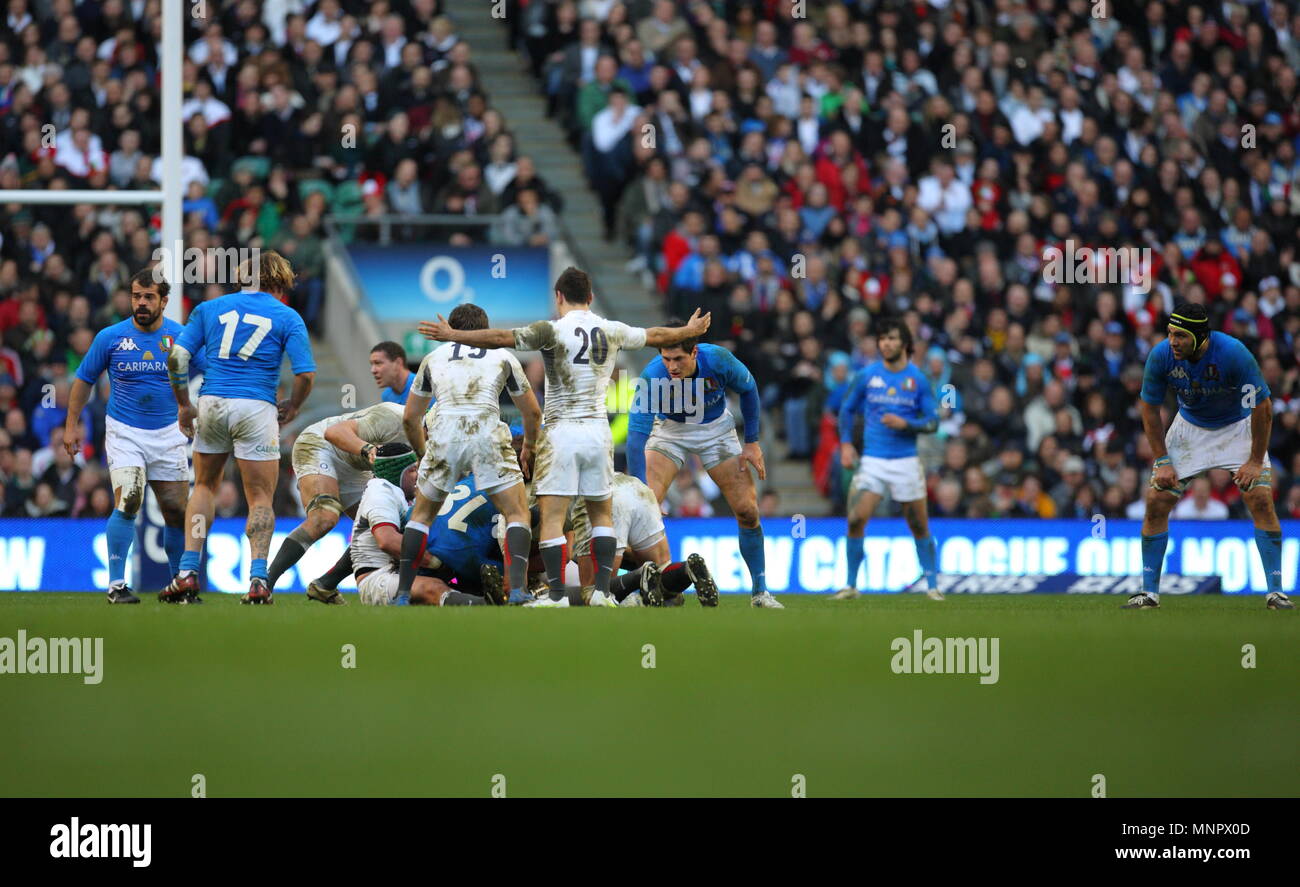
[420,474,508,595]
[163,251,317,605]
[625,320,779,607]
[1128,302,1292,610]
[370,341,416,404]
[62,269,206,603]
[834,318,942,601]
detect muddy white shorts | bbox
[852,454,926,502]
[291,431,371,509]
[105,415,190,481]
[1152,413,1272,494]
[646,411,743,470]
[532,419,614,499]
[418,415,521,499]
[194,395,280,461]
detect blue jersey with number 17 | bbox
[176,291,315,405]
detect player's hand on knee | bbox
[1234,460,1262,490]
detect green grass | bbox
[0,593,1295,797]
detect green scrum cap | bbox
[373,442,417,486]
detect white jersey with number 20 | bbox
[513,310,646,424]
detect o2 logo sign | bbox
[420,256,475,305]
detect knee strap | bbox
[109,467,146,515]
[306,493,345,516]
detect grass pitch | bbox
[0,592,1295,797]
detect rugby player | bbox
[164,250,316,605]
[833,318,941,601]
[396,304,542,604]
[351,443,504,606]
[1128,302,1293,610]
[63,268,204,603]
[570,472,719,607]
[625,321,778,607]
[370,341,416,404]
[265,401,410,597]
[419,266,709,608]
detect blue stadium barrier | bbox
[0,516,1294,594]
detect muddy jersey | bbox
[302,402,407,471]
[413,342,529,419]
[512,310,647,423]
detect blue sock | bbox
[106,510,136,586]
[163,526,185,576]
[845,536,865,590]
[251,558,268,580]
[738,525,767,595]
[915,535,938,590]
[179,550,201,574]
[1141,532,1169,597]
[1254,529,1283,594]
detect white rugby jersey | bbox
[413,342,530,419]
[512,309,647,423]
[350,477,408,572]
[304,402,407,471]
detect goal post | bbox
[0,2,183,321]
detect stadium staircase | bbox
[446,0,660,330]
[446,1,832,518]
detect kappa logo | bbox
[1169,367,1188,380]
[116,338,140,352]
[868,376,887,388]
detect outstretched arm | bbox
[418,316,516,348]
[644,308,711,348]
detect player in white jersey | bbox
[419,266,709,608]
[569,472,719,608]
[396,303,542,604]
[350,443,504,606]
[264,401,409,598]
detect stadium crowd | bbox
[0,0,561,519]
[508,0,1300,520]
[3,0,1300,524]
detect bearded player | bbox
[1127,302,1292,610]
[833,318,941,601]
[63,268,205,603]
